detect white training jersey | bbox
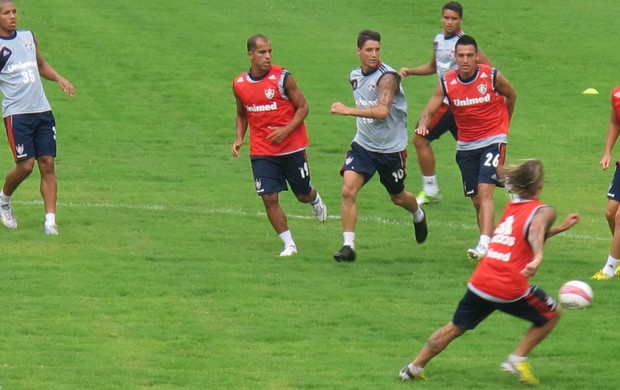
[434,31,465,79]
[349,62,408,153]
[0,30,51,117]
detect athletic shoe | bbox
[413,210,428,244]
[399,363,427,381]
[615,265,620,277]
[334,245,356,262]
[500,360,539,386]
[311,198,327,223]
[0,203,17,229]
[590,270,613,281]
[467,243,487,261]
[44,223,59,236]
[416,190,442,205]
[279,245,297,257]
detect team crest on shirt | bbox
[23,42,33,51]
[367,83,376,93]
[477,84,487,95]
[264,88,275,100]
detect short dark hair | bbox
[357,30,381,49]
[455,34,478,52]
[442,2,463,18]
[247,34,269,52]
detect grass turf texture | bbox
[0,0,618,388]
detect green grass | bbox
[0,0,618,388]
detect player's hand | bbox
[266,126,289,144]
[58,77,75,96]
[600,153,612,170]
[330,102,348,116]
[398,67,410,78]
[559,213,580,231]
[231,140,243,157]
[520,255,542,277]
[415,125,429,136]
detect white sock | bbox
[479,235,491,248]
[45,213,56,226]
[507,354,527,364]
[0,191,10,205]
[412,207,425,223]
[278,230,295,248]
[311,192,322,205]
[422,175,439,195]
[343,231,355,249]
[603,255,619,277]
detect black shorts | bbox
[340,142,408,195]
[250,151,312,196]
[607,162,620,202]
[455,143,506,197]
[423,104,457,142]
[452,286,557,331]
[3,111,57,162]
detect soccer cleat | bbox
[311,198,327,223]
[0,203,17,229]
[590,270,613,281]
[399,363,427,381]
[501,360,539,386]
[416,190,442,205]
[413,210,428,244]
[44,224,59,236]
[279,245,297,257]
[334,245,356,262]
[615,265,620,277]
[467,243,487,261]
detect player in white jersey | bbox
[330,30,427,262]
[399,2,490,205]
[0,0,75,234]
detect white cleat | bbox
[311,199,327,223]
[0,203,17,229]
[279,245,298,257]
[44,224,59,235]
[467,243,487,261]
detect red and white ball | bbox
[558,280,593,309]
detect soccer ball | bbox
[558,280,593,309]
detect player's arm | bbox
[415,81,445,136]
[477,49,492,66]
[266,74,309,144]
[399,50,437,78]
[34,36,75,96]
[600,106,620,170]
[331,73,398,119]
[232,89,248,157]
[495,72,516,121]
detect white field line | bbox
[14,199,607,242]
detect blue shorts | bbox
[250,151,313,196]
[452,286,557,331]
[340,142,408,195]
[3,111,57,162]
[423,104,457,142]
[607,162,620,201]
[455,143,506,197]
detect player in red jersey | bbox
[416,35,516,260]
[399,159,580,385]
[232,34,327,257]
[591,86,620,280]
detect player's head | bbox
[455,35,478,74]
[246,34,272,75]
[356,30,381,71]
[504,159,545,199]
[0,0,16,35]
[441,2,463,35]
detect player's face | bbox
[455,44,478,77]
[248,39,272,76]
[357,40,380,72]
[0,2,17,36]
[441,9,462,36]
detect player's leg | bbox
[592,166,620,279]
[0,114,37,229]
[500,286,561,385]
[33,112,59,234]
[378,150,427,243]
[251,156,297,256]
[287,151,327,223]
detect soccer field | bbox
[0,0,618,388]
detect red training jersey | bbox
[612,86,620,123]
[468,199,545,301]
[233,65,308,156]
[441,64,510,143]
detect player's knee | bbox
[413,134,430,149]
